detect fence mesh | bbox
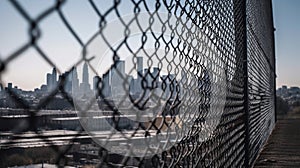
[0,0,275,167]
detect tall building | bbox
[80,62,91,95]
[93,76,100,94]
[137,57,143,74]
[93,76,98,91]
[129,78,136,95]
[111,60,125,98]
[136,57,143,94]
[40,84,47,92]
[52,68,57,87]
[72,67,79,93]
[102,71,111,98]
[82,63,89,86]
[60,71,73,95]
[118,60,125,76]
[46,68,58,92]
[7,83,12,90]
[46,73,52,91]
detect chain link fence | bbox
[0,0,275,167]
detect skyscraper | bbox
[52,68,57,88]
[136,57,143,94]
[72,67,79,93]
[83,62,89,86]
[111,60,125,98]
[46,73,52,91]
[62,71,73,94]
[7,83,12,90]
[45,68,57,91]
[137,57,143,74]
[102,71,111,98]
[80,62,91,95]
[93,76,100,91]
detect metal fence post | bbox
[233,0,250,167]
[269,0,277,122]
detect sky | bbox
[273,0,300,88]
[0,0,174,91]
[0,0,298,90]
[0,0,127,90]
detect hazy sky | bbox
[0,0,125,90]
[0,0,298,90]
[0,0,177,91]
[273,0,300,88]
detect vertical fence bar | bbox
[270,0,277,122]
[233,0,249,167]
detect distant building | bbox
[52,68,57,88]
[41,85,47,92]
[137,57,143,74]
[72,67,79,94]
[46,73,52,91]
[93,76,101,97]
[46,68,58,91]
[58,71,73,95]
[79,62,92,97]
[7,83,12,90]
[111,60,125,98]
[102,71,111,98]
[277,85,300,106]
[136,57,143,94]
[290,87,300,94]
[65,71,73,94]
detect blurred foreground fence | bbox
[0,0,275,167]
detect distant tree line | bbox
[276,96,289,114]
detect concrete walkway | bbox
[254,109,300,167]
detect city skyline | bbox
[0,57,182,97]
[0,0,299,90]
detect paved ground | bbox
[254,109,300,167]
